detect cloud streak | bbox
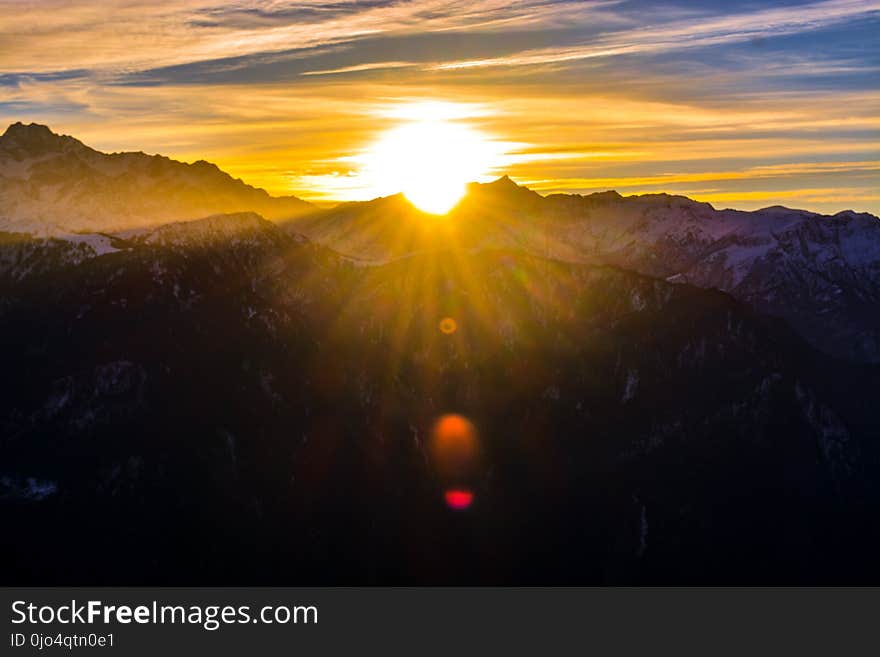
[431,0,879,70]
[0,0,610,75]
[0,0,877,214]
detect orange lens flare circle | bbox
[430,414,478,471]
[439,317,457,334]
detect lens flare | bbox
[444,488,474,510]
[439,317,457,334]
[431,414,478,470]
[431,414,480,511]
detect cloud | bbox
[431,0,879,70]
[520,161,880,190]
[0,0,611,75]
[300,61,415,76]
[0,1,877,213]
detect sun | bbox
[360,106,503,214]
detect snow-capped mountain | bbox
[0,122,313,236]
[286,176,880,362]
[541,189,880,362]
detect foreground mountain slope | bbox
[2,222,879,584]
[0,122,313,235]
[286,177,880,362]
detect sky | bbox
[1,0,878,213]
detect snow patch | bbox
[623,368,639,402]
[0,476,58,502]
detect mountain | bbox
[284,177,880,362]
[285,176,545,261]
[2,212,880,584]
[0,122,313,236]
[2,127,880,585]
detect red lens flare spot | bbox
[439,317,457,334]
[444,489,474,510]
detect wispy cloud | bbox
[0,0,877,213]
[431,0,879,70]
[521,161,880,190]
[300,61,414,76]
[0,0,611,75]
[664,187,880,211]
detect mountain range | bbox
[0,122,312,236]
[284,176,880,363]
[2,123,880,584]
[4,123,878,363]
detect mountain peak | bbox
[3,122,54,138]
[0,122,87,156]
[464,175,543,207]
[486,174,522,190]
[467,175,530,195]
[141,211,283,248]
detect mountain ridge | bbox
[283,176,880,362]
[2,123,879,362]
[1,129,879,582]
[0,122,314,236]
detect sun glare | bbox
[359,104,504,214]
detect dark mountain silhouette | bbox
[2,127,880,584]
[2,211,879,584]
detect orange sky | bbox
[1,0,878,214]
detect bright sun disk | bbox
[361,112,501,214]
